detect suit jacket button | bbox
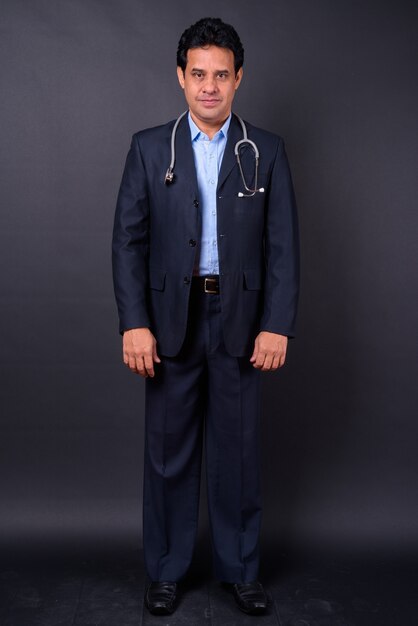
[189,239,196,247]
[183,276,190,285]
[193,199,199,208]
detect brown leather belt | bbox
[192,275,220,294]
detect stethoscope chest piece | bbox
[164,168,174,185]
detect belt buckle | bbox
[204,278,218,294]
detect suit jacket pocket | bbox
[243,269,263,290]
[149,267,166,291]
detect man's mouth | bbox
[199,99,220,106]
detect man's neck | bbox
[189,111,230,140]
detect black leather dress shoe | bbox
[232,581,268,614]
[145,581,178,615]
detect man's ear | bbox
[235,67,243,90]
[177,66,185,89]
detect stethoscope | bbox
[164,111,265,198]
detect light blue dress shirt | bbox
[188,112,231,276]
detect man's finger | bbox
[143,354,155,378]
[262,355,273,371]
[253,353,266,369]
[152,345,161,364]
[128,356,137,371]
[136,356,148,377]
[256,351,266,366]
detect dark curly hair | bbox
[177,17,244,75]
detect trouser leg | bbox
[143,322,206,582]
[205,295,262,583]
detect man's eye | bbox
[193,72,203,79]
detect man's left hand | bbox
[250,332,288,371]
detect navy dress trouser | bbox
[143,284,262,583]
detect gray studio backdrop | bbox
[1,0,417,557]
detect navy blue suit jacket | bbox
[112,113,299,357]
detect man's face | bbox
[177,45,242,131]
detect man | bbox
[112,17,299,616]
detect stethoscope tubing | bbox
[165,111,264,197]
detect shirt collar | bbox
[188,111,232,141]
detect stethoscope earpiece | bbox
[164,111,264,197]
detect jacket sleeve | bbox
[112,134,150,334]
[260,137,300,337]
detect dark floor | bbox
[0,541,416,626]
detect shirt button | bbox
[193,199,199,208]
[183,276,190,285]
[189,239,196,247]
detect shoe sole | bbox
[237,605,267,615]
[146,605,175,615]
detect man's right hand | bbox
[123,328,161,378]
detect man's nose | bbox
[203,77,217,93]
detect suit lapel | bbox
[217,113,253,192]
[217,114,240,191]
[172,114,199,199]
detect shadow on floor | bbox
[0,538,416,625]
